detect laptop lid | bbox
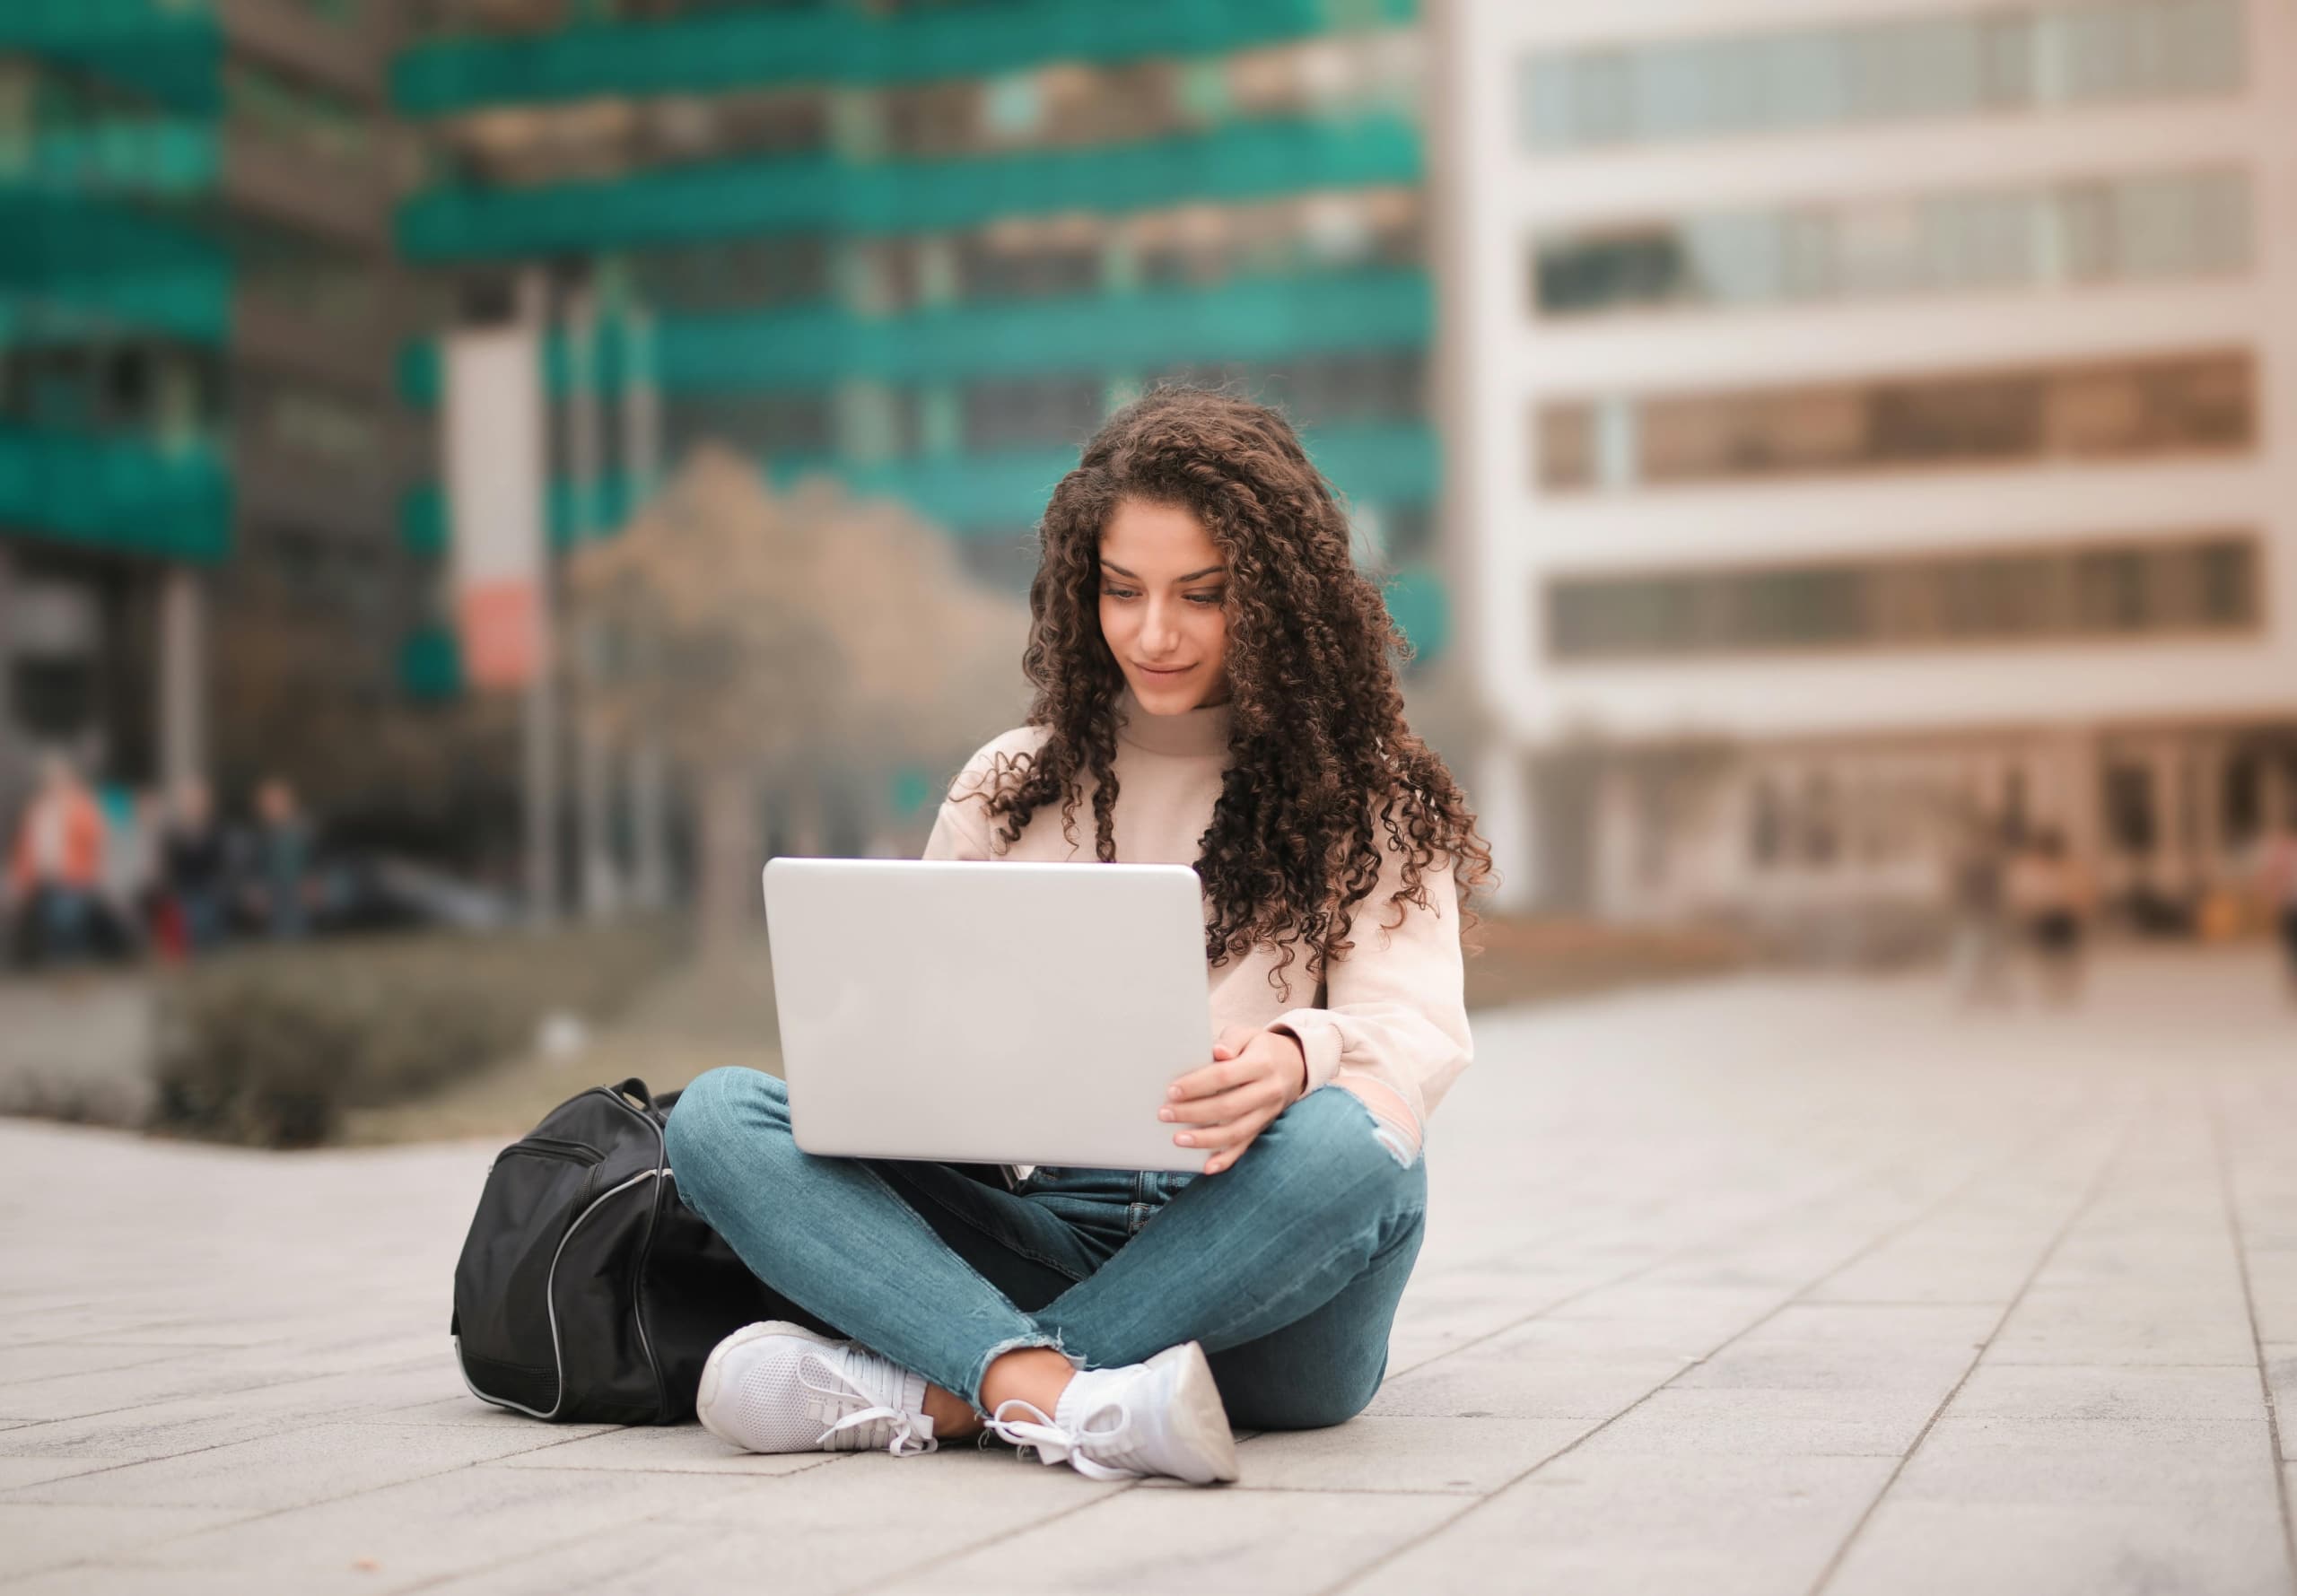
[762,857,1210,1173]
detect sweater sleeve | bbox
[1266,835,1474,1142]
[921,728,1041,862]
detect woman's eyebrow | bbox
[1100,560,1227,582]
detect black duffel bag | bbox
[450,1075,817,1425]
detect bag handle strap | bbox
[611,1077,653,1110]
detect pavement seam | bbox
[843,1473,1148,1596]
[0,1351,449,1437]
[1803,1106,2140,1596]
[0,1418,607,1584]
[2205,1090,2297,1595]
[1316,1110,2116,1596]
[388,1453,860,1596]
[1376,1147,2000,1382]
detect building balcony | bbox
[398,418,1437,551]
[398,112,1420,259]
[398,266,1431,400]
[393,0,1414,116]
[0,426,231,563]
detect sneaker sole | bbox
[1148,1341,1239,1484]
[694,1319,843,1452]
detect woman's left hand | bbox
[1161,1025,1308,1175]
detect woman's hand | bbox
[1161,1025,1308,1175]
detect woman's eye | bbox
[1187,591,1226,606]
[1105,587,1139,600]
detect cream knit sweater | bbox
[921,687,1473,1145]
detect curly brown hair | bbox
[973,385,1494,997]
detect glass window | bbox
[1523,0,2242,151]
[664,392,832,459]
[226,61,371,164]
[1539,350,2251,492]
[956,223,1102,301]
[444,86,824,190]
[631,236,828,313]
[1533,167,2248,318]
[1545,533,2258,658]
[259,379,382,467]
[960,374,1103,452]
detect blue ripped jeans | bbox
[665,1068,1427,1429]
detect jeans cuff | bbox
[965,1330,1072,1413]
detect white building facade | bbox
[1434,0,2297,929]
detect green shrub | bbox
[151,921,682,1148]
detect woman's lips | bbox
[1137,664,1192,676]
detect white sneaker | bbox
[694,1321,938,1458]
[988,1341,1238,1484]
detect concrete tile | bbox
[472,1448,1134,1596]
[1346,1452,1898,1596]
[0,1454,125,1490]
[0,1564,258,1596]
[876,1483,1462,1596]
[493,1424,837,1475]
[0,1342,222,1385]
[1893,1414,2277,1506]
[1825,1497,2293,1596]
[1674,1339,1976,1394]
[0,1352,329,1424]
[0,1420,564,1511]
[0,1502,255,1582]
[0,1362,484,1462]
[1542,1285,1788,1341]
[1987,1318,2259,1365]
[1946,1363,2266,1422]
[1223,1416,1589,1494]
[1753,1303,2003,1347]
[1364,1352,1682,1421]
[1573,1386,1940,1457]
[92,1458,766,1594]
[354,1395,620,1432]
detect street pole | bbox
[518,268,560,928]
[567,284,621,921]
[621,301,672,912]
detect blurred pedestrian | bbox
[1947,813,2011,1006]
[2010,828,2093,1006]
[2261,814,2297,1001]
[244,777,316,941]
[5,754,107,969]
[92,778,153,959]
[161,776,232,955]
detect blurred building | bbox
[1440,0,2297,929]
[390,0,1448,682]
[0,1,416,820]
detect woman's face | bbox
[1097,497,1231,714]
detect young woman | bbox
[666,388,1492,1485]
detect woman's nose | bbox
[1141,601,1181,652]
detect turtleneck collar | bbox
[1114,684,1233,759]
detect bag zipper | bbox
[504,1137,603,1166]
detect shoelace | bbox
[800,1352,937,1458]
[986,1397,1136,1481]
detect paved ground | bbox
[3,947,2294,1595]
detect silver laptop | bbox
[762,857,1210,1173]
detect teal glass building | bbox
[0,0,404,808]
[391,0,1446,685]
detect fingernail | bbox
[1175,1134,1192,1146]
[1158,1108,1174,1121]
[1168,1086,1182,1099]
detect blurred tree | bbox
[568,445,1026,961]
